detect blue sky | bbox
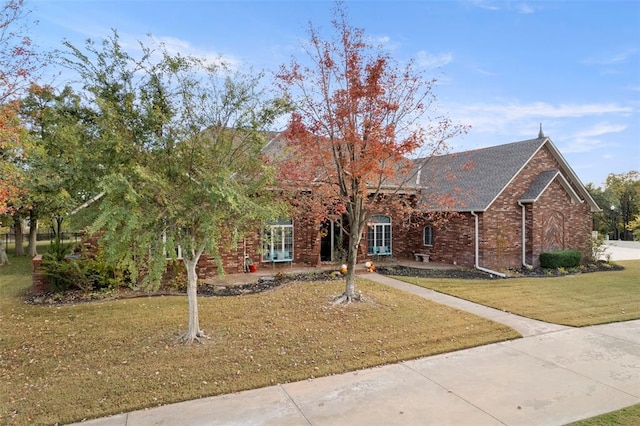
[28,0,640,187]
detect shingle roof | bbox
[412,138,547,211]
[519,169,559,201]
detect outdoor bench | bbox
[414,253,430,262]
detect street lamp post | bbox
[610,205,618,240]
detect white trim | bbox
[367,215,392,255]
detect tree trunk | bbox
[13,214,24,257]
[337,199,366,304]
[28,210,38,257]
[183,249,206,344]
[0,242,9,265]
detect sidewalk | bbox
[72,274,640,426]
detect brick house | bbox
[213,129,600,276]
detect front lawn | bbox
[0,254,518,425]
[394,260,640,327]
[569,403,640,426]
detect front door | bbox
[320,220,337,262]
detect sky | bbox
[27,0,640,187]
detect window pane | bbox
[424,226,433,246]
[262,220,294,261]
[368,215,391,254]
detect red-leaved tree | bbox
[275,4,467,303]
[1,0,44,216]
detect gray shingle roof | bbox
[412,138,547,211]
[519,169,559,202]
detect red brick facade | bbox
[32,139,596,289]
[230,143,594,274]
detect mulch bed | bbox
[26,271,342,305]
[26,263,623,306]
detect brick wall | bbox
[32,255,49,293]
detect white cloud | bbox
[516,3,536,14]
[452,101,633,128]
[416,51,454,69]
[582,48,638,66]
[572,122,628,139]
[443,101,634,152]
[469,0,538,13]
[561,122,627,153]
[148,35,240,70]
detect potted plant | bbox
[246,256,258,273]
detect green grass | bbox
[394,260,640,326]
[0,253,518,425]
[568,403,640,426]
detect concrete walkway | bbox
[72,273,640,426]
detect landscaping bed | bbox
[377,261,623,280]
[25,271,343,305]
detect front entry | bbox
[320,220,339,262]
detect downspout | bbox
[518,201,533,268]
[470,211,507,278]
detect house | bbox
[32,128,600,290]
[211,128,600,276]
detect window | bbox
[162,231,183,259]
[423,225,433,246]
[367,215,392,255]
[263,219,294,261]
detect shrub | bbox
[41,239,127,293]
[540,250,582,268]
[41,239,75,292]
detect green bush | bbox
[42,239,75,292]
[41,239,127,293]
[540,250,582,268]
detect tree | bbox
[1,0,46,244]
[19,84,96,256]
[0,0,43,104]
[605,171,640,241]
[275,4,466,303]
[64,33,287,343]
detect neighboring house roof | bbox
[412,137,600,212]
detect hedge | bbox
[539,249,582,268]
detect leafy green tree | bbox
[19,84,97,256]
[64,33,287,343]
[605,171,640,241]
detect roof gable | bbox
[413,137,600,212]
[414,138,545,211]
[519,169,582,204]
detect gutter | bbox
[517,201,533,268]
[470,211,507,278]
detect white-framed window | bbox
[423,225,433,246]
[367,215,392,255]
[262,218,294,262]
[162,231,183,259]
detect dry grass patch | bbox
[0,255,518,425]
[396,260,640,326]
[568,403,640,426]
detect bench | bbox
[267,251,293,267]
[414,253,430,262]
